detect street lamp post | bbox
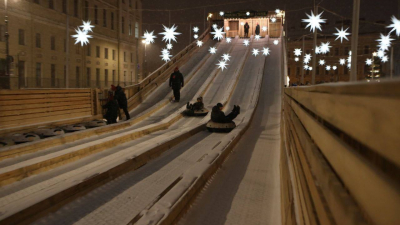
[142,40,149,77]
[4,0,10,77]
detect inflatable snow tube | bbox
[0,138,15,148]
[85,120,107,128]
[12,133,41,144]
[35,128,65,138]
[62,124,87,132]
[206,120,236,133]
[182,108,209,117]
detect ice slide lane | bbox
[0,38,233,186]
[0,39,216,162]
[26,38,268,225]
[0,37,247,224]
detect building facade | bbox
[0,0,143,89]
[287,33,392,85]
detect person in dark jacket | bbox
[255,23,260,35]
[113,85,130,120]
[169,67,184,102]
[187,97,204,111]
[244,22,250,38]
[211,103,240,123]
[103,93,119,124]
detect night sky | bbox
[142,0,399,72]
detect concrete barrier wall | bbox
[281,79,400,225]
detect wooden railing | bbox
[280,79,400,225]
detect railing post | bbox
[350,0,360,82]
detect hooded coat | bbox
[169,71,184,90]
[114,86,128,108]
[211,105,230,123]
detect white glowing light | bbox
[252,48,260,57]
[295,57,299,62]
[377,50,385,58]
[246,12,250,16]
[193,27,199,33]
[273,40,279,45]
[315,47,321,54]
[72,28,92,46]
[226,37,232,43]
[334,27,350,43]
[211,27,225,41]
[319,59,325,65]
[365,58,373,66]
[347,63,351,69]
[160,52,172,62]
[262,47,270,56]
[388,16,400,36]
[304,58,310,64]
[220,11,224,16]
[159,24,181,44]
[320,42,331,54]
[302,11,326,32]
[143,30,157,44]
[226,26,230,31]
[255,35,261,40]
[217,60,228,71]
[222,53,231,61]
[241,22,245,26]
[377,33,394,51]
[161,48,169,55]
[332,66,337,70]
[194,34,199,39]
[80,21,95,32]
[243,39,250,46]
[271,17,277,23]
[304,65,309,70]
[196,40,203,47]
[167,44,173,50]
[381,55,388,63]
[212,24,218,29]
[294,48,302,56]
[209,47,217,54]
[275,9,281,14]
[304,54,312,61]
[326,65,331,71]
[339,58,346,65]
[308,67,313,71]
[262,26,267,32]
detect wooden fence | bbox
[281,80,400,225]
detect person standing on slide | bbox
[169,67,184,102]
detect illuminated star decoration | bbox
[143,30,157,44]
[246,12,250,16]
[304,58,310,64]
[308,67,313,71]
[159,24,181,44]
[226,37,232,43]
[252,48,260,56]
[255,35,261,40]
[320,42,331,54]
[226,27,230,31]
[339,58,346,65]
[211,27,225,41]
[262,26,267,32]
[295,57,299,62]
[347,63,351,69]
[319,59,325,65]
[161,48,169,54]
[194,34,199,39]
[262,47,270,56]
[332,66,337,70]
[304,54,312,61]
[294,48,302,56]
[193,27,199,33]
[72,28,92,46]
[381,55,388,63]
[365,58,373,66]
[377,33,394,51]
[80,21,95,32]
[315,47,321,54]
[304,65,309,70]
[275,9,281,14]
[387,16,400,36]
[347,51,352,63]
[212,24,218,29]
[196,40,203,47]
[271,17,277,23]
[220,11,224,16]
[217,60,228,71]
[326,65,331,71]
[377,50,385,58]
[222,53,231,61]
[334,27,350,43]
[302,11,326,32]
[243,39,250,46]
[166,44,173,50]
[209,47,217,54]
[160,50,172,62]
[273,40,279,45]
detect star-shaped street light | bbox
[332,66,337,70]
[255,35,261,40]
[212,24,218,29]
[222,53,231,61]
[304,54,312,61]
[80,21,95,32]
[226,37,232,43]
[304,58,310,64]
[377,33,394,51]
[334,27,350,43]
[304,65,309,70]
[273,40,279,45]
[271,17,277,23]
[326,65,331,71]
[381,55,388,63]
[339,58,346,65]
[159,24,181,44]
[211,27,225,41]
[72,28,92,46]
[161,48,169,55]
[194,34,199,39]
[209,47,217,54]
[320,42,331,54]
[308,66,313,71]
[294,57,299,62]
[160,52,172,62]
[294,48,302,56]
[252,48,260,57]
[262,26,267,32]
[220,11,224,16]
[193,27,199,33]
[243,39,250,46]
[347,63,351,69]
[388,16,400,36]
[196,40,203,47]
[143,30,157,44]
[319,59,325,66]
[262,47,270,56]
[217,60,228,71]
[377,50,385,58]
[302,11,326,32]
[365,58,373,66]
[167,44,173,50]
[315,46,321,54]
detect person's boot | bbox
[236,106,241,114]
[186,102,190,109]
